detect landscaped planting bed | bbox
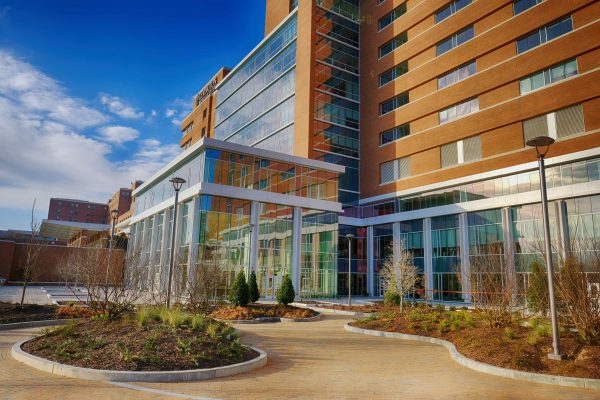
[351,305,600,379]
[0,302,65,324]
[22,307,258,371]
[210,304,318,321]
[299,301,386,313]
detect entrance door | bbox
[263,275,282,299]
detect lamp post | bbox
[166,177,186,309]
[345,233,354,306]
[526,136,563,361]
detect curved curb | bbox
[280,312,323,323]
[215,317,280,324]
[12,339,267,382]
[0,319,77,331]
[292,303,372,317]
[344,323,600,390]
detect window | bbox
[377,0,385,4]
[379,3,407,30]
[379,61,408,86]
[523,104,584,142]
[201,127,206,137]
[290,0,298,10]
[203,109,207,119]
[380,92,409,115]
[380,157,411,184]
[519,59,577,94]
[436,25,474,56]
[438,60,476,89]
[513,0,543,15]
[182,122,194,137]
[516,16,572,54]
[379,31,408,58]
[380,124,410,145]
[436,0,472,23]
[439,98,479,123]
[441,136,482,168]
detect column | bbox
[556,200,570,261]
[291,207,302,298]
[148,214,160,291]
[187,196,201,289]
[249,201,260,276]
[423,217,433,300]
[159,209,170,292]
[458,213,471,303]
[502,207,517,301]
[367,226,374,296]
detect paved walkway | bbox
[1,316,599,400]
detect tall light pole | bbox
[166,177,186,309]
[109,209,119,249]
[526,136,563,361]
[345,233,354,306]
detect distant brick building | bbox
[47,198,108,224]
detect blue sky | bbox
[0,1,265,230]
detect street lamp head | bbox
[110,209,119,220]
[345,233,355,238]
[526,136,555,158]
[170,177,186,192]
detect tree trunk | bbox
[20,281,27,308]
[400,294,403,313]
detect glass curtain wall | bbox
[400,219,425,299]
[313,0,360,208]
[175,201,192,295]
[564,195,600,269]
[511,203,557,290]
[197,195,252,296]
[214,14,298,153]
[257,203,294,297]
[301,211,338,298]
[431,215,462,301]
[373,224,393,296]
[338,225,368,296]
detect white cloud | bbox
[0,50,179,228]
[165,108,176,117]
[165,98,189,127]
[100,93,144,119]
[150,110,157,117]
[97,125,140,145]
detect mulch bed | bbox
[210,304,318,320]
[0,302,67,324]
[351,308,600,379]
[300,301,386,313]
[23,317,258,371]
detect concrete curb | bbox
[0,319,75,331]
[292,303,372,317]
[344,323,600,390]
[216,312,323,324]
[12,339,267,382]
[280,312,324,323]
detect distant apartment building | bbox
[47,198,108,224]
[127,0,600,301]
[108,180,143,231]
[180,68,231,149]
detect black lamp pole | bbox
[166,177,186,309]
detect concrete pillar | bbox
[187,196,201,289]
[249,201,260,277]
[423,217,433,300]
[292,207,302,297]
[458,213,471,303]
[556,200,570,261]
[367,225,374,296]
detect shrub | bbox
[276,275,295,305]
[438,319,450,334]
[191,314,205,331]
[136,306,161,328]
[248,270,260,303]
[449,306,456,312]
[206,322,221,339]
[526,261,549,315]
[383,289,401,306]
[450,321,460,332]
[229,270,250,307]
[56,305,96,319]
[534,323,550,337]
[503,327,516,340]
[527,332,539,346]
[435,304,445,312]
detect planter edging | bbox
[292,303,372,317]
[0,319,77,331]
[216,312,322,324]
[344,323,600,390]
[12,338,267,382]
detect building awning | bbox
[39,220,110,241]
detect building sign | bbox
[195,78,218,107]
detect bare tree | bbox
[19,200,44,307]
[380,241,420,312]
[469,245,518,328]
[184,244,228,313]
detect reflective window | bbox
[519,59,577,94]
[439,97,479,124]
[441,135,481,167]
[380,156,411,184]
[380,124,410,145]
[379,61,408,86]
[379,31,408,58]
[438,60,476,89]
[513,0,543,15]
[516,16,572,54]
[379,3,407,30]
[523,104,584,142]
[432,214,462,301]
[437,25,474,56]
[380,92,409,115]
[436,0,472,23]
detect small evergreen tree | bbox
[276,275,295,305]
[248,270,260,303]
[383,277,401,306]
[229,270,250,307]
[527,261,548,315]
